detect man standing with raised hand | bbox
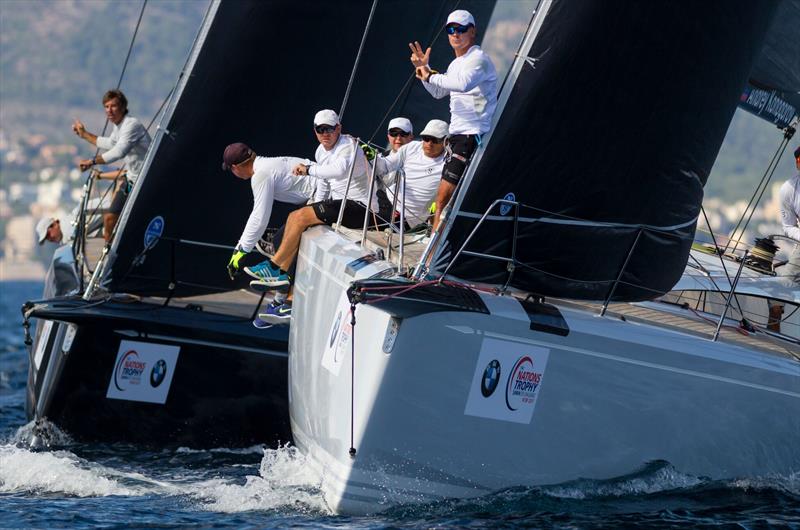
[72,89,151,242]
[409,9,498,230]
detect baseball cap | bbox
[36,216,56,245]
[222,142,253,170]
[314,109,340,127]
[419,119,449,139]
[387,117,413,134]
[446,9,475,27]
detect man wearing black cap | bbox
[409,9,497,230]
[221,142,314,280]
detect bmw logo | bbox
[150,359,167,387]
[499,193,515,216]
[480,359,501,397]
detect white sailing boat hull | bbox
[289,228,800,514]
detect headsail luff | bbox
[437,0,780,302]
[738,0,800,128]
[106,0,495,297]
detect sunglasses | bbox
[314,124,337,134]
[388,129,411,137]
[421,135,443,144]
[446,24,472,35]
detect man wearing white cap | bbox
[375,119,449,229]
[242,109,372,315]
[409,9,498,229]
[376,117,415,221]
[36,216,74,246]
[220,142,315,280]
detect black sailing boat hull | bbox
[26,298,291,448]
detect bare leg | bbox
[103,213,119,243]
[272,207,323,271]
[768,303,783,333]
[433,180,456,231]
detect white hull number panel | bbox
[106,340,180,404]
[464,337,550,424]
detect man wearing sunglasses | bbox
[241,109,372,318]
[377,117,415,222]
[221,142,315,280]
[375,119,449,230]
[409,9,498,229]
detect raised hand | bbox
[415,65,433,82]
[72,118,86,138]
[408,41,431,68]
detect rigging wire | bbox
[339,0,379,122]
[724,125,794,253]
[75,0,148,284]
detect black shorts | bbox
[311,199,368,229]
[108,179,130,215]
[442,134,480,185]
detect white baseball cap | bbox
[419,119,449,139]
[313,109,340,127]
[36,216,56,245]
[387,117,413,134]
[446,9,475,27]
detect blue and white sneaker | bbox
[249,279,289,293]
[258,300,292,324]
[252,317,273,329]
[244,259,290,287]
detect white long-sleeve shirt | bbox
[309,134,376,210]
[375,141,445,226]
[95,115,152,183]
[237,156,314,252]
[422,45,498,135]
[779,173,800,242]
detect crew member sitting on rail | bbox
[375,119,448,230]
[241,109,372,321]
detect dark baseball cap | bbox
[222,142,253,170]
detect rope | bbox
[367,0,459,143]
[339,0,379,122]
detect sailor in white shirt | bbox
[36,216,75,247]
[375,119,448,229]
[242,110,374,288]
[768,145,800,332]
[72,89,152,241]
[779,146,800,282]
[410,9,498,229]
[221,142,314,278]
[376,117,415,220]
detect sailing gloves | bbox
[227,249,246,280]
[360,142,378,162]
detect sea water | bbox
[2,281,799,528]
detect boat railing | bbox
[439,198,697,313]
[334,136,411,273]
[117,235,270,321]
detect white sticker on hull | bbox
[33,320,54,371]
[464,337,549,424]
[106,340,180,404]
[321,292,353,376]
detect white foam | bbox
[175,445,267,455]
[0,445,140,497]
[190,445,329,513]
[543,464,703,499]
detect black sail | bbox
[438,0,780,302]
[108,0,494,297]
[738,0,800,127]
